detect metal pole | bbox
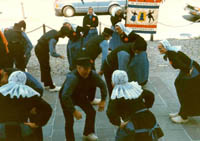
[99,22,102,35]
[21,2,26,19]
[125,0,128,25]
[43,24,46,34]
[150,34,154,41]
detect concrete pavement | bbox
[26,43,200,141]
[40,70,200,141]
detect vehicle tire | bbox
[108,4,120,15]
[63,6,75,17]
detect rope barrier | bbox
[45,25,55,30]
[26,25,42,34]
[24,16,200,35]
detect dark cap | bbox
[76,57,92,67]
[102,28,113,36]
[60,26,70,36]
[75,51,92,67]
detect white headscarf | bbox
[111,70,143,100]
[87,7,97,16]
[160,40,181,52]
[0,71,40,99]
[112,6,122,17]
[115,22,132,36]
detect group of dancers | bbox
[0,6,200,141]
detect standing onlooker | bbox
[158,40,200,123]
[35,26,68,92]
[107,70,164,141]
[59,55,107,141]
[83,7,99,44]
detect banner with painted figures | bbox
[126,0,162,34]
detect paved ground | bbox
[25,39,200,141]
[40,72,200,141]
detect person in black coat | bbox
[59,55,107,141]
[2,20,34,68]
[4,22,27,71]
[158,40,200,123]
[0,71,52,141]
[35,26,68,92]
[83,7,99,44]
[107,70,164,141]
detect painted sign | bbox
[126,0,162,34]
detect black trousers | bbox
[0,53,12,69]
[33,127,43,141]
[35,44,54,87]
[60,95,96,141]
[7,44,26,71]
[103,62,114,97]
[1,124,41,141]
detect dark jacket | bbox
[83,14,98,28]
[0,95,51,126]
[104,44,134,71]
[166,51,200,116]
[84,35,105,60]
[165,51,200,73]
[107,90,163,141]
[0,95,52,140]
[120,31,147,51]
[59,70,107,113]
[38,30,59,45]
[67,26,89,42]
[4,29,26,54]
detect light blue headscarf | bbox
[112,6,122,16]
[0,71,40,99]
[160,40,181,52]
[111,70,143,100]
[115,22,132,36]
